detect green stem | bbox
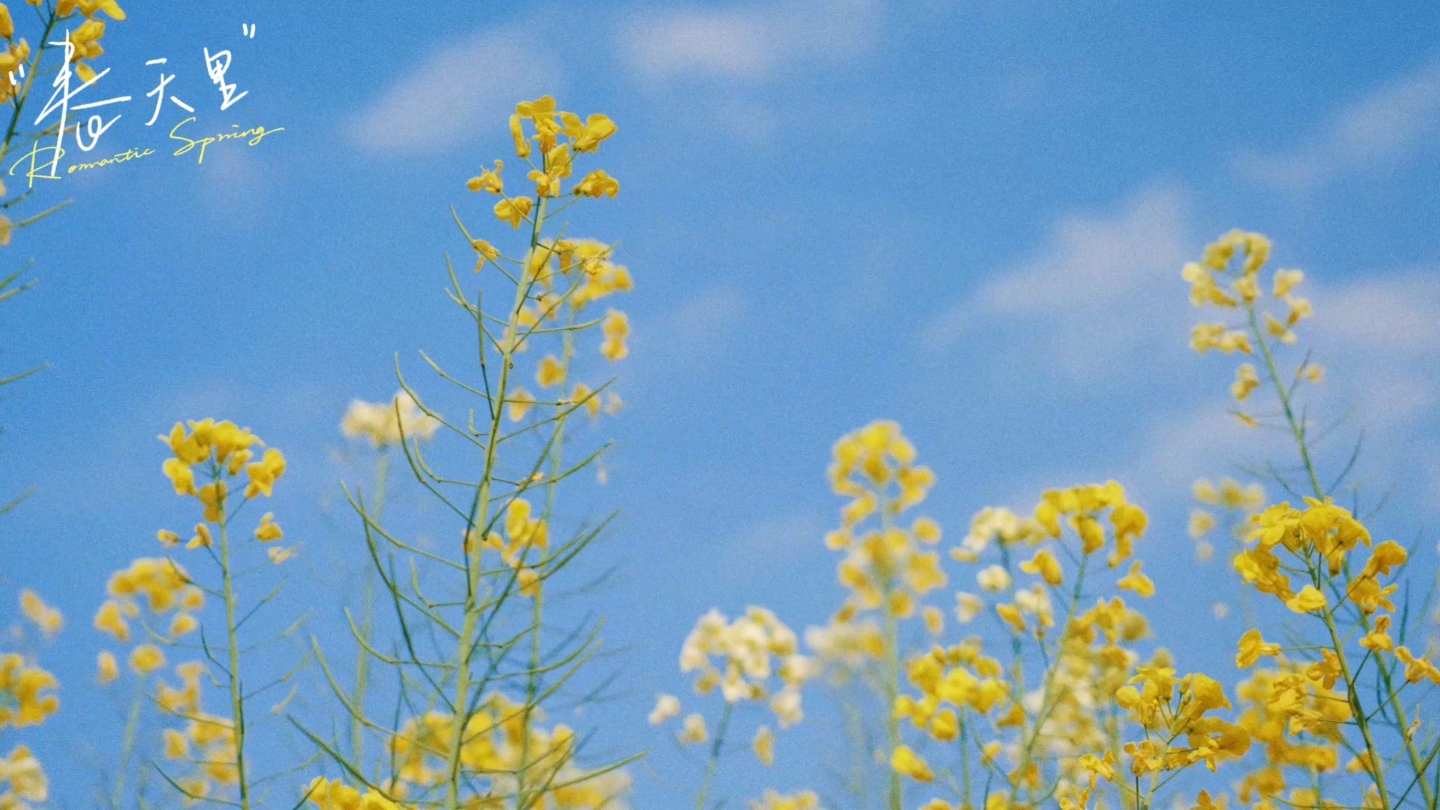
[695,702,734,810]
[219,512,250,810]
[351,451,389,766]
[110,675,145,810]
[1247,305,1391,810]
[445,194,548,810]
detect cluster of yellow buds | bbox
[304,777,407,810]
[93,557,203,650]
[0,744,46,810]
[676,607,818,726]
[1182,230,1320,424]
[384,695,629,805]
[474,497,549,596]
[1188,477,1267,563]
[340,391,440,449]
[894,639,1010,761]
[1116,668,1250,775]
[467,96,617,231]
[748,790,823,810]
[0,654,57,729]
[16,591,61,639]
[164,710,239,800]
[1237,498,1375,610]
[158,419,292,563]
[825,421,945,627]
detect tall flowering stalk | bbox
[300,96,636,810]
[133,419,295,808]
[1185,231,1440,810]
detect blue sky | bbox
[3,0,1440,806]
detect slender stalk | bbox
[351,451,389,765]
[219,509,251,810]
[1247,305,1391,810]
[695,702,734,810]
[444,194,548,810]
[110,676,146,810]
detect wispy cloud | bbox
[351,27,561,155]
[618,0,881,83]
[1234,61,1440,192]
[920,185,1190,377]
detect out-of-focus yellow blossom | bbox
[0,654,58,728]
[254,512,282,542]
[648,694,680,725]
[679,608,817,722]
[1116,561,1155,598]
[891,744,933,782]
[168,612,198,638]
[1020,548,1063,586]
[954,592,985,623]
[804,616,885,668]
[1190,323,1253,355]
[0,744,47,809]
[678,713,708,744]
[188,522,213,550]
[1232,363,1260,401]
[507,387,537,422]
[568,382,602,418]
[537,354,566,388]
[600,309,630,361]
[96,650,119,684]
[951,506,1045,562]
[753,724,775,766]
[976,565,1012,592]
[922,605,945,635]
[267,546,295,564]
[1273,268,1303,297]
[17,591,61,638]
[244,448,286,498]
[93,599,133,641]
[340,392,441,448]
[197,481,226,521]
[128,644,165,675]
[1188,509,1216,539]
[1263,311,1297,345]
[104,557,198,615]
[749,790,821,810]
[157,528,180,548]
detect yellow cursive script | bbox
[169,117,284,164]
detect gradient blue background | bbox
[2,1,1439,806]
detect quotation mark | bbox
[6,62,23,86]
[241,23,256,38]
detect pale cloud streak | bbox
[920,185,1191,377]
[619,0,881,82]
[1234,61,1440,192]
[351,27,561,155]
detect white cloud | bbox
[920,184,1190,376]
[619,0,880,82]
[717,511,825,580]
[1129,272,1440,506]
[1234,61,1440,192]
[351,28,561,155]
